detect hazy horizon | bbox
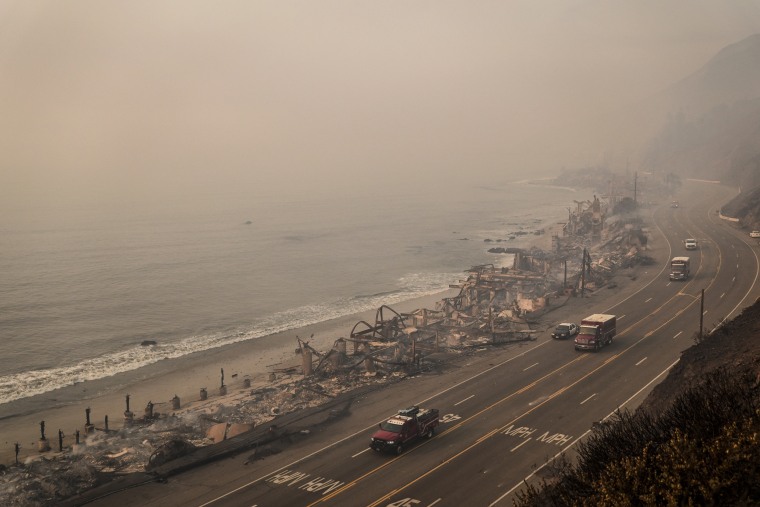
[1,1,759,215]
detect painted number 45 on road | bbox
[440,413,461,423]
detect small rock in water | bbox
[141,340,157,346]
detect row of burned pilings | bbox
[21,399,145,463]
[12,367,269,464]
[199,367,254,400]
[16,394,165,464]
[32,420,85,455]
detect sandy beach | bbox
[0,289,460,465]
[0,202,669,507]
[0,219,556,467]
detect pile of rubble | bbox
[0,192,655,506]
[0,372,398,505]
[0,412,209,506]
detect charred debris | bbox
[0,194,654,506]
[307,196,650,379]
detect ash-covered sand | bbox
[0,289,459,466]
[0,206,674,505]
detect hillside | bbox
[721,186,760,230]
[656,33,760,119]
[516,297,760,506]
[642,97,760,186]
[639,297,760,415]
[634,33,760,189]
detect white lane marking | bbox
[580,394,596,405]
[428,499,442,507]
[454,395,475,406]
[522,362,539,371]
[199,339,553,506]
[666,282,672,287]
[721,292,725,299]
[617,315,625,320]
[703,310,708,315]
[732,276,736,282]
[673,331,682,339]
[352,448,371,458]
[635,357,647,366]
[644,298,652,303]
[510,438,531,452]
[492,359,680,506]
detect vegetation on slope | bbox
[722,185,760,231]
[515,301,760,506]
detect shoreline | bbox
[0,288,459,464]
[0,199,559,465]
[1,229,662,469]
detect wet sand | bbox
[0,289,459,465]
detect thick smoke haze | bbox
[1,1,758,214]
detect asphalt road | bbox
[85,180,760,507]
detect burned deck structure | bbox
[298,190,654,379]
[6,182,664,505]
[295,258,560,378]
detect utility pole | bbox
[634,171,638,205]
[699,288,704,340]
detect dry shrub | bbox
[515,367,760,506]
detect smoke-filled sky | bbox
[1,1,759,211]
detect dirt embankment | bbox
[721,186,760,230]
[638,297,760,416]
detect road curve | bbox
[85,181,760,507]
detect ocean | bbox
[0,181,587,410]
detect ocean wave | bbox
[0,271,459,406]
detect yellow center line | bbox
[307,354,589,506]
[313,214,731,506]
[360,270,729,506]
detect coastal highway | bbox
[86,181,760,507]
